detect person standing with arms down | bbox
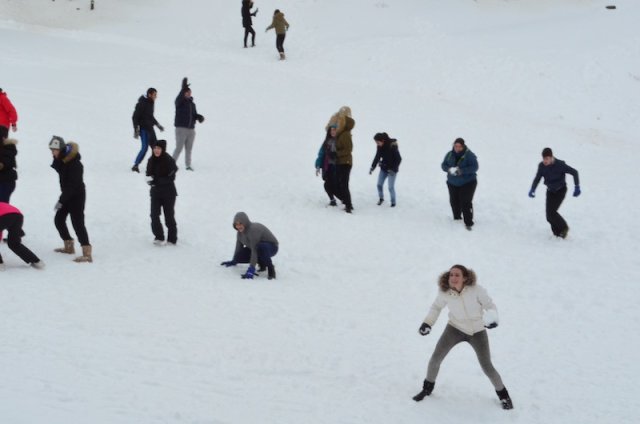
[0,88,18,141]
[265,9,289,60]
[441,138,478,230]
[131,88,164,173]
[413,264,513,410]
[146,140,178,245]
[327,106,355,213]
[172,77,204,171]
[528,147,580,239]
[241,0,258,48]
[0,202,44,271]
[369,132,402,207]
[49,136,92,263]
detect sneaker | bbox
[391,203,396,207]
[166,241,177,246]
[186,166,194,171]
[465,225,473,231]
[377,198,384,205]
[329,199,337,206]
[131,164,140,173]
[267,264,276,280]
[345,206,353,214]
[31,261,46,270]
[153,239,164,246]
[559,227,569,239]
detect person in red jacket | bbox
[0,202,44,271]
[0,88,18,141]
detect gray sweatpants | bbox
[173,127,196,168]
[426,324,505,390]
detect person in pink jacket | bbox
[0,88,18,141]
[0,202,44,271]
[412,264,513,410]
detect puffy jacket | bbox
[441,147,478,187]
[50,142,85,205]
[0,91,18,128]
[370,139,401,173]
[0,138,18,183]
[266,11,289,34]
[132,95,159,131]
[174,88,201,129]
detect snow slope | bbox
[1,0,639,423]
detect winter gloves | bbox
[528,189,535,198]
[418,323,431,336]
[485,322,498,329]
[157,124,165,132]
[196,114,205,123]
[573,185,581,197]
[241,265,256,279]
[220,260,237,267]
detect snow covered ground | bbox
[1,0,639,422]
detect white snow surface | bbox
[1,0,639,423]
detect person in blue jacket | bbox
[441,138,478,230]
[369,132,402,207]
[528,147,580,238]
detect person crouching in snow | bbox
[49,136,92,263]
[369,132,402,207]
[146,140,178,245]
[221,211,279,280]
[0,202,44,271]
[413,264,513,410]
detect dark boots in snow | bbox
[412,380,434,401]
[267,264,276,280]
[496,387,513,410]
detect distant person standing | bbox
[131,88,164,173]
[172,77,204,171]
[48,136,92,263]
[441,138,478,230]
[241,0,258,48]
[369,132,402,207]
[528,147,580,239]
[0,202,44,271]
[327,106,355,213]
[0,137,18,202]
[265,9,290,60]
[0,88,18,141]
[146,140,178,245]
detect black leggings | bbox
[276,33,286,53]
[0,213,39,264]
[55,192,90,246]
[244,26,255,46]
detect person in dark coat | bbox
[0,137,18,202]
[146,139,178,245]
[49,136,92,262]
[131,87,164,173]
[528,147,580,238]
[369,132,402,207]
[315,125,340,206]
[441,138,478,230]
[241,0,258,48]
[172,78,204,171]
[0,202,44,271]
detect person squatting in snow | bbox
[0,202,44,271]
[146,140,178,245]
[441,138,478,230]
[221,212,279,280]
[413,264,513,410]
[369,132,402,207]
[172,77,204,171]
[132,87,164,173]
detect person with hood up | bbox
[326,106,355,213]
[0,137,18,202]
[221,212,279,280]
[146,140,178,245]
[369,132,402,207]
[241,0,258,48]
[315,125,340,207]
[0,88,18,141]
[265,9,290,60]
[49,136,92,263]
[413,264,513,410]
[0,202,44,271]
[131,87,164,173]
[441,138,478,230]
[172,77,204,171]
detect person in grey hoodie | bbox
[220,211,279,280]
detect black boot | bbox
[496,387,513,410]
[267,264,276,280]
[412,380,434,401]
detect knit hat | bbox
[48,135,66,151]
[542,147,553,158]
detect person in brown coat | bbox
[265,9,290,60]
[326,106,355,213]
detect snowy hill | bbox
[1,0,639,423]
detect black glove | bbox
[418,323,431,336]
[485,322,498,329]
[196,114,204,123]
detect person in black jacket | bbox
[0,137,18,202]
[49,136,92,262]
[172,78,204,171]
[369,132,402,207]
[131,88,164,173]
[529,147,580,238]
[0,202,44,271]
[146,139,178,245]
[241,0,258,48]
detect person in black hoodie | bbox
[146,139,178,245]
[369,132,402,207]
[0,137,18,202]
[172,78,204,171]
[131,87,164,173]
[241,0,258,48]
[49,136,92,262]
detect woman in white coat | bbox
[413,264,513,410]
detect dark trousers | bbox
[276,33,286,53]
[150,191,177,243]
[447,180,477,227]
[323,164,340,201]
[0,126,8,140]
[336,164,353,209]
[244,26,255,46]
[546,186,568,236]
[134,128,157,166]
[0,181,16,203]
[55,192,90,246]
[233,242,278,267]
[0,213,40,264]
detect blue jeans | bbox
[377,169,397,204]
[134,129,156,166]
[233,242,278,267]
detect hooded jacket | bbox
[422,269,498,336]
[232,212,279,267]
[174,87,201,129]
[146,140,178,196]
[530,158,579,193]
[370,138,402,173]
[0,138,18,183]
[266,11,289,34]
[0,91,18,129]
[241,1,256,27]
[441,146,478,187]
[51,142,85,205]
[132,95,159,131]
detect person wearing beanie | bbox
[0,88,18,141]
[528,147,580,238]
[220,211,279,280]
[146,139,178,245]
[370,132,402,207]
[315,125,341,206]
[441,138,478,230]
[265,8,290,60]
[413,265,513,410]
[48,136,92,262]
[131,87,164,173]
[0,202,44,271]
[172,77,204,171]
[0,137,18,202]
[241,0,258,48]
